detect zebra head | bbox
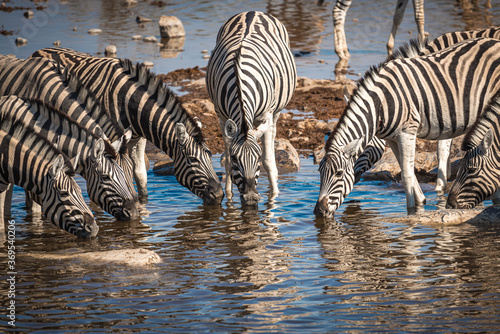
[174,123,224,205]
[447,129,498,209]
[42,154,98,238]
[86,137,139,220]
[314,138,363,218]
[224,119,262,207]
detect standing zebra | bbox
[205,11,297,206]
[0,95,138,220]
[318,0,425,60]
[0,116,98,238]
[447,94,500,209]
[0,56,139,218]
[30,48,224,205]
[314,37,500,217]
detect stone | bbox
[72,26,77,31]
[53,40,61,46]
[15,37,27,46]
[136,15,152,23]
[132,34,142,40]
[143,61,154,68]
[105,45,117,57]
[125,0,137,5]
[24,10,33,19]
[153,160,174,175]
[88,28,102,35]
[159,36,185,58]
[201,50,208,54]
[159,15,185,38]
[202,55,210,60]
[275,138,300,172]
[143,35,157,43]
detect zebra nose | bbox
[76,213,99,238]
[314,196,333,218]
[241,191,260,207]
[203,178,224,205]
[446,193,458,209]
[123,198,140,220]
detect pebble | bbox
[143,35,157,43]
[159,15,185,38]
[143,61,154,68]
[131,34,142,40]
[201,50,208,54]
[15,37,27,46]
[88,28,102,35]
[125,0,137,5]
[73,26,77,31]
[202,55,210,60]
[136,15,152,23]
[53,40,61,46]
[318,59,325,64]
[105,45,117,56]
[24,10,34,19]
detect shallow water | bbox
[1,0,500,332]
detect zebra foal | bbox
[30,48,224,205]
[206,11,297,206]
[0,99,97,237]
[315,37,500,217]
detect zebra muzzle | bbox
[240,192,260,207]
[314,196,334,218]
[203,178,224,205]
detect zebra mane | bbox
[385,37,429,62]
[30,96,118,160]
[0,102,76,176]
[462,95,500,151]
[118,58,205,142]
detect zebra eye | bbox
[467,167,478,174]
[187,156,199,166]
[335,169,344,178]
[101,174,111,180]
[60,191,70,199]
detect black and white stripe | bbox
[315,37,500,217]
[206,11,297,205]
[30,48,223,205]
[0,100,97,237]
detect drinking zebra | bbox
[30,48,224,205]
[0,95,138,220]
[447,94,500,209]
[0,105,97,238]
[0,56,139,218]
[205,11,297,206]
[318,0,425,60]
[314,37,500,217]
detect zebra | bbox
[0,115,98,238]
[314,37,500,217]
[318,0,425,60]
[205,11,297,206]
[0,56,139,218]
[30,48,224,205]
[447,93,500,209]
[0,95,139,220]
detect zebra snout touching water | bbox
[315,37,500,217]
[446,95,500,210]
[206,11,297,206]
[0,129,97,238]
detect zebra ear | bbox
[93,138,105,160]
[51,154,66,178]
[479,128,494,152]
[341,137,363,159]
[176,123,188,146]
[193,117,202,129]
[69,152,80,171]
[224,119,238,139]
[343,86,351,104]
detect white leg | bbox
[435,139,452,194]
[412,0,425,45]
[387,0,409,56]
[492,188,500,205]
[221,121,234,200]
[333,0,352,60]
[0,183,13,219]
[129,137,149,204]
[25,189,42,214]
[262,114,279,198]
[391,134,426,213]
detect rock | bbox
[159,36,185,58]
[53,40,61,46]
[297,119,328,132]
[143,35,157,43]
[143,61,154,68]
[125,0,137,5]
[24,248,162,267]
[153,159,174,175]
[88,28,102,35]
[275,138,300,172]
[15,37,27,46]
[159,15,185,38]
[202,55,210,60]
[105,45,117,57]
[136,15,152,23]
[132,34,142,40]
[24,10,33,18]
[201,50,208,54]
[72,26,77,31]
[389,205,500,225]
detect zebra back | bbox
[424,25,500,55]
[0,109,97,237]
[0,96,138,220]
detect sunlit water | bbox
[1,0,500,332]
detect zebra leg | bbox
[333,0,352,60]
[0,183,13,221]
[412,0,425,45]
[129,136,149,204]
[435,139,452,195]
[492,188,500,205]
[222,121,234,200]
[25,189,42,214]
[387,0,410,56]
[391,134,426,213]
[262,114,280,199]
